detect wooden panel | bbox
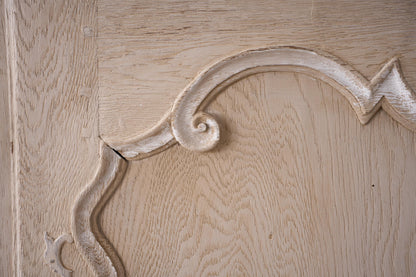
[6,1,416,276]
[98,0,416,145]
[6,0,100,276]
[101,72,416,276]
[0,0,13,275]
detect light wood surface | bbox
[101,72,416,276]
[98,0,416,145]
[3,1,416,276]
[5,0,101,275]
[168,47,416,155]
[0,0,13,275]
[72,142,128,277]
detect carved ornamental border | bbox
[45,47,416,276]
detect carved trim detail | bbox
[171,46,416,152]
[109,47,416,157]
[72,141,128,277]
[44,232,73,277]
[71,46,416,276]
[112,114,176,160]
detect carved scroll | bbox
[70,46,416,276]
[170,47,416,152]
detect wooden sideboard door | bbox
[1,1,416,276]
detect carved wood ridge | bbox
[71,142,128,277]
[66,46,416,276]
[44,233,73,277]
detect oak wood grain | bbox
[6,1,416,276]
[168,47,416,154]
[72,142,128,277]
[0,0,13,275]
[6,0,101,275]
[102,72,416,276]
[98,0,416,144]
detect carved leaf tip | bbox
[44,232,73,277]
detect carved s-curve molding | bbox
[170,47,416,152]
[109,47,416,158]
[72,142,128,277]
[68,46,416,277]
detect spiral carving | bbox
[170,47,416,153]
[68,47,416,276]
[172,111,220,152]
